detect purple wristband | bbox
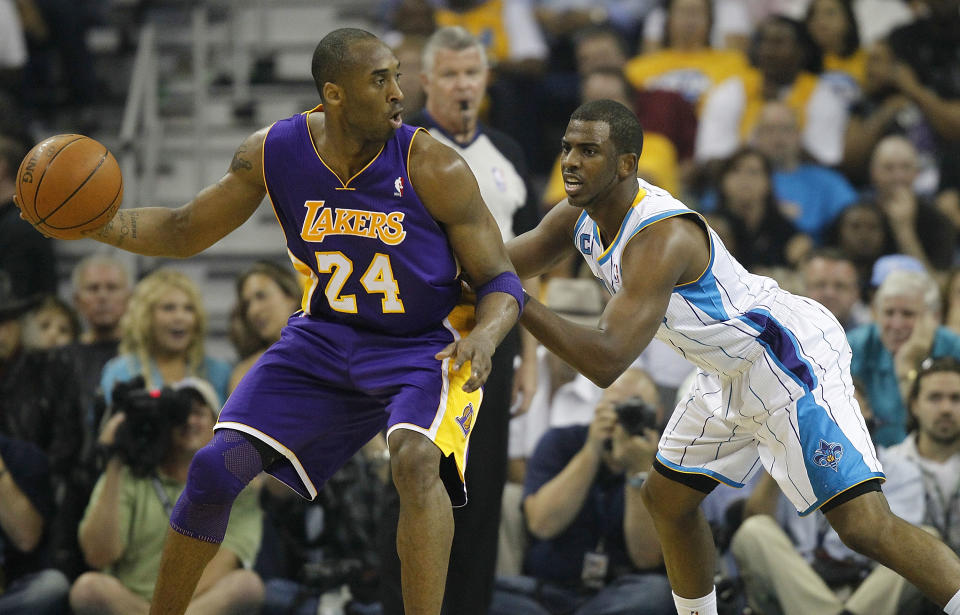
[476,271,525,314]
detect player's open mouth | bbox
[563,175,583,195]
[389,112,403,128]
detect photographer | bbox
[490,368,674,615]
[69,377,264,615]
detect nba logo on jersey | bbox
[455,402,474,436]
[813,440,843,472]
[394,176,404,197]
[579,233,592,255]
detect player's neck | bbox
[309,112,385,181]
[589,179,640,246]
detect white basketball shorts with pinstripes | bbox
[655,294,884,516]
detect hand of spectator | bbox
[785,234,813,266]
[510,356,538,416]
[882,186,919,226]
[98,412,126,447]
[881,94,912,118]
[895,312,937,374]
[891,61,923,98]
[610,425,658,475]
[586,404,617,457]
[935,189,960,230]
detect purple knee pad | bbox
[169,430,265,543]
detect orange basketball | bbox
[15,134,123,240]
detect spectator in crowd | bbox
[0,0,28,99]
[799,248,871,331]
[804,0,864,104]
[377,26,541,615]
[490,368,673,615]
[70,377,263,615]
[501,277,606,576]
[642,0,752,52]
[695,15,849,167]
[862,135,956,271]
[0,268,84,492]
[843,40,943,192]
[822,202,892,301]
[99,268,232,406]
[887,0,960,202]
[887,357,960,553]
[227,260,301,393]
[624,0,749,111]
[849,270,960,447]
[68,252,133,401]
[0,135,57,298]
[731,434,927,615]
[72,253,133,347]
[750,101,857,242]
[944,268,960,338]
[508,278,607,483]
[712,147,810,270]
[572,24,628,74]
[534,0,648,47]
[257,442,389,615]
[23,0,99,131]
[22,294,81,350]
[0,433,71,615]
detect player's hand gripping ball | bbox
[15,134,123,239]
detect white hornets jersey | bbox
[574,178,824,384]
[574,179,882,515]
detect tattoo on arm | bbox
[231,146,253,172]
[90,210,131,247]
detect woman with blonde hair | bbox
[100,268,231,404]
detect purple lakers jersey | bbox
[263,106,461,334]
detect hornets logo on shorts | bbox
[455,402,474,437]
[813,440,844,472]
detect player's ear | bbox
[322,82,343,106]
[618,153,639,179]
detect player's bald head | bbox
[312,28,381,101]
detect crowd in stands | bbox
[1,0,959,613]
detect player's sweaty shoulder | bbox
[407,129,476,208]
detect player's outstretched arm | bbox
[80,129,269,258]
[410,132,521,391]
[522,215,709,388]
[506,200,580,280]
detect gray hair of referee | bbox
[421,26,488,75]
[873,269,941,316]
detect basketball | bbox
[15,134,124,240]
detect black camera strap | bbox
[151,475,174,518]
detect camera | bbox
[613,396,658,435]
[110,376,193,477]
